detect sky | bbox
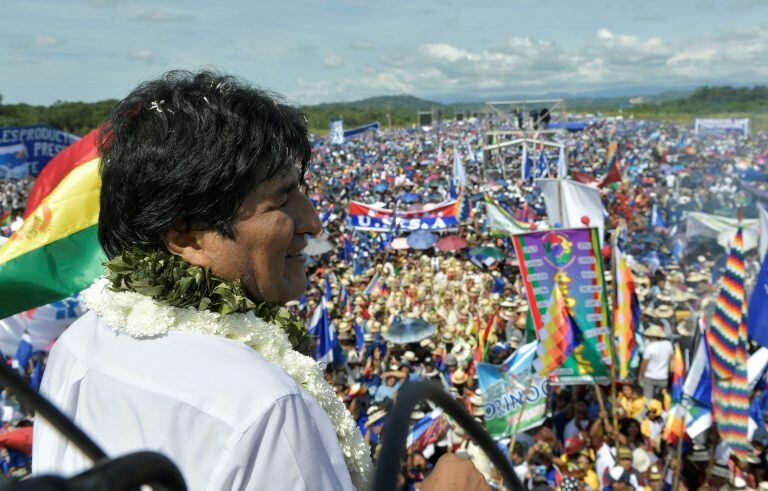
[2,0,768,106]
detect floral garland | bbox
[85,250,373,489]
[103,248,313,355]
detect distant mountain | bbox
[306,94,444,111]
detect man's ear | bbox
[164,223,212,268]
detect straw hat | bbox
[451,341,471,361]
[365,409,388,427]
[403,351,417,362]
[686,272,708,283]
[644,325,667,339]
[653,305,674,319]
[452,368,469,385]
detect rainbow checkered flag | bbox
[614,242,640,380]
[535,286,580,375]
[707,227,751,459]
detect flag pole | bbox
[507,375,536,451]
[609,223,622,435]
[672,417,685,491]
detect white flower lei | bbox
[82,281,373,490]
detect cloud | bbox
[323,54,344,68]
[287,24,768,103]
[419,43,470,62]
[350,41,375,50]
[31,35,60,48]
[135,8,190,23]
[128,49,156,63]
[84,0,123,7]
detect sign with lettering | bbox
[0,125,80,178]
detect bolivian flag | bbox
[0,129,105,318]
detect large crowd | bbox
[2,114,768,489]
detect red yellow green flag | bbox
[0,129,104,318]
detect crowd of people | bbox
[1,113,768,489]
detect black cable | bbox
[3,452,186,491]
[0,359,107,462]
[67,451,187,491]
[372,381,525,491]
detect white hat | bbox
[632,448,651,473]
[644,325,667,339]
[403,351,417,362]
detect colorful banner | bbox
[484,194,534,236]
[0,125,80,178]
[477,362,548,438]
[348,200,459,232]
[512,227,612,385]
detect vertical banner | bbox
[329,119,344,145]
[476,363,548,438]
[512,227,612,384]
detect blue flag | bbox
[14,334,33,372]
[535,149,548,178]
[309,302,337,364]
[747,255,768,348]
[324,275,333,301]
[353,320,365,351]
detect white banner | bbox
[539,178,606,245]
[694,118,749,137]
[685,212,758,251]
[329,119,344,145]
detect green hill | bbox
[1,86,766,136]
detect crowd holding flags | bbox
[5,108,768,486]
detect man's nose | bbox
[295,192,322,237]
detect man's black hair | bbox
[97,70,311,258]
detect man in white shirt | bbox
[638,325,674,399]
[33,71,488,491]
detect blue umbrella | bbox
[400,192,420,203]
[383,317,437,345]
[374,182,389,193]
[407,230,437,250]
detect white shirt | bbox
[642,339,674,380]
[595,443,615,490]
[563,417,591,441]
[33,311,353,491]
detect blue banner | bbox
[347,215,458,232]
[0,125,80,178]
[345,122,380,139]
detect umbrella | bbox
[304,236,334,256]
[383,317,437,345]
[400,192,420,203]
[435,235,468,251]
[426,191,443,202]
[390,237,410,250]
[407,230,437,250]
[374,182,389,193]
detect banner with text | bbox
[512,227,612,385]
[477,362,548,438]
[0,125,80,178]
[348,200,459,232]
